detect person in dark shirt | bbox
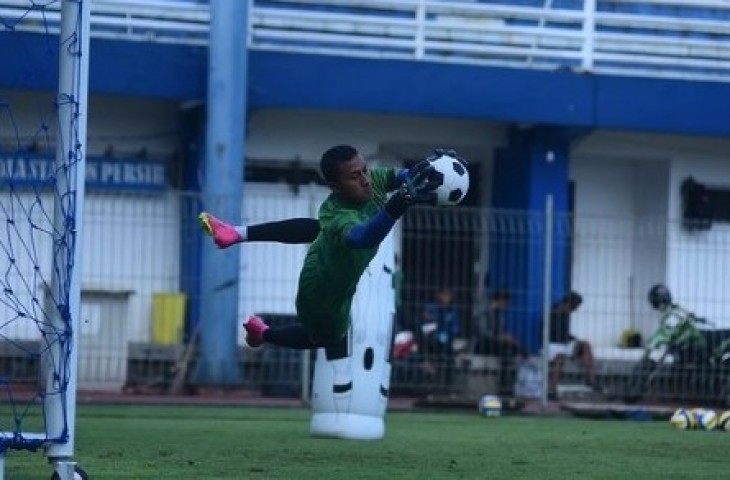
[421,288,461,350]
[419,287,462,375]
[473,290,527,358]
[547,291,595,394]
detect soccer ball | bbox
[478,394,502,417]
[696,409,718,430]
[717,411,730,431]
[427,154,470,206]
[669,408,696,430]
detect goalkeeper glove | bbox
[429,148,468,166]
[385,159,438,218]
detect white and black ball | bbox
[427,154,470,206]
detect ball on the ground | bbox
[669,408,696,430]
[427,154,470,206]
[696,409,718,430]
[690,408,709,429]
[478,395,502,417]
[717,411,730,431]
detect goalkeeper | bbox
[199,144,439,351]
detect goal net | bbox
[0,0,89,473]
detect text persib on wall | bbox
[0,153,168,192]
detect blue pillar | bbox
[489,126,577,353]
[193,0,248,385]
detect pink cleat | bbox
[243,315,269,348]
[198,212,243,249]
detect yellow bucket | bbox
[152,293,186,344]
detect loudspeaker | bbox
[681,177,713,231]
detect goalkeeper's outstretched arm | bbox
[345,160,437,249]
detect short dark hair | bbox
[491,290,511,302]
[565,291,583,309]
[320,145,358,183]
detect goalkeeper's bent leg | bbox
[243,315,324,350]
[263,325,323,349]
[247,321,345,350]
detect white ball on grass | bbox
[478,395,502,417]
[696,409,718,431]
[669,408,696,430]
[717,411,730,431]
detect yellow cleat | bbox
[198,212,213,236]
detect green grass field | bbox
[5,405,727,479]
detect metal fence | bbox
[1,189,729,407]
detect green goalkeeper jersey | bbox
[296,167,397,343]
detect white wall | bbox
[3,93,502,166]
[630,162,669,339]
[572,130,730,346]
[1,90,181,158]
[668,158,730,327]
[0,191,55,340]
[82,192,181,342]
[570,158,637,346]
[246,109,504,167]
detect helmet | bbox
[648,284,672,310]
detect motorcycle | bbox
[623,303,730,406]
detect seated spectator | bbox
[419,287,462,375]
[473,290,527,359]
[547,291,595,394]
